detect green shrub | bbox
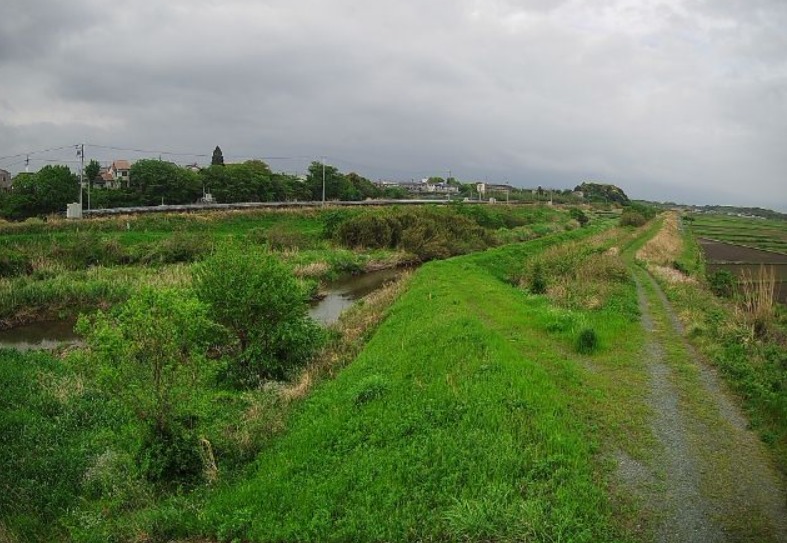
[140,232,209,264]
[0,249,32,277]
[263,223,314,250]
[193,245,324,385]
[707,269,736,298]
[620,211,647,227]
[530,262,548,294]
[576,328,599,354]
[569,208,589,227]
[334,207,493,261]
[75,288,223,485]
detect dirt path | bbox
[624,268,787,542]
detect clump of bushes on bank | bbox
[193,245,325,386]
[333,207,494,261]
[515,240,631,312]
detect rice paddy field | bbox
[689,214,787,304]
[688,213,787,255]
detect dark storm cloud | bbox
[1,0,786,209]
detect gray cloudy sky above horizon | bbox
[1,0,785,209]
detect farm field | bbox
[688,214,787,255]
[690,215,787,304]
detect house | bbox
[109,160,131,187]
[95,168,121,189]
[0,169,11,191]
[476,182,514,194]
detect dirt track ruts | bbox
[623,268,787,543]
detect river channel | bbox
[0,268,401,351]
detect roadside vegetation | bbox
[1,203,595,540]
[637,212,787,470]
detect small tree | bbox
[76,288,225,484]
[85,159,101,189]
[193,245,324,385]
[211,145,225,166]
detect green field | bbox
[688,214,787,255]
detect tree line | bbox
[0,158,408,221]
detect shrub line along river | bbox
[0,269,402,351]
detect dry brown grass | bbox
[293,261,330,278]
[738,265,777,336]
[636,212,682,267]
[37,371,85,404]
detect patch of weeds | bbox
[576,328,599,354]
[353,374,389,405]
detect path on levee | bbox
[620,261,787,542]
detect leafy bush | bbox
[619,211,647,227]
[0,249,32,277]
[569,208,589,227]
[529,262,548,294]
[576,328,599,354]
[707,269,736,298]
[193,245,324,385]
[75,288,223,485]
[139,232,210,264]
[333,207,492,261]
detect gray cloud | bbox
[1,0,786,210]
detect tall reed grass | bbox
[738,265,777,337]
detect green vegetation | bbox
[199,224,646,542]
[194,245,324,385]
[689,214,787,255]
[575,182,630,204]
[640,215,787,471]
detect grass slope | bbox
[201,228,637,542]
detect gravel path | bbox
[625,270,787,542]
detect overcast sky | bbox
[1,0,785,209]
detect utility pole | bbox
[25,155,29,173]
[321,156,326,206]
[76,143,84,208]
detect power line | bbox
[0,144,76,163]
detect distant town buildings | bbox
[375,178,459,195]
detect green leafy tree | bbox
[85,159,101,188]
[76,288,224,483]
[3,165,78,218]
[307,161,345,201]
[193,245,324,385]
[211,145,225,166]
[129,159,201,205]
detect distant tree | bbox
[85,159,101,188]
[1,165,78,218]
[211,146,225,166]
[306,161,344,201]
[130,159,201,205]
[427,176,445,185]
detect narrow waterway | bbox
[0,268,401,350]
[0,319,79,351]
[309,268,401,325]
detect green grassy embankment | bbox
[198,223,650,542]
